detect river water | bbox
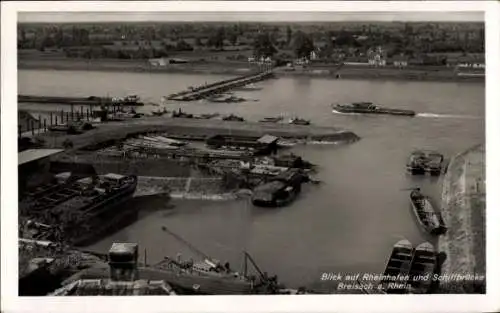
[18,69,484,291]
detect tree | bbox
[286,26,292,44]
[194,37,203,47]
[207,26,225,50]
[228,33,238,46]
[292,31,314,59]
[253,32,277,58]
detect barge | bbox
[409,188,447,235]
[333,102,416,116]
[407,150,444,176]
[251,169,305,207]
[380,239,414,294]
[259,116,283,123]
[23,173,138,246]
[408,242,437,294]
[222,114,245,122]
[288,117,310,125]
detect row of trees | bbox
[18,23,484,60]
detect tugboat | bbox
[222,114,245,122]
[251,169,305,207]
[259,116,283,123]
[380,239,414,294]
[409,188,447,235]
[408,242,437,294]
[333,102,415,116]
[288,117,310,125]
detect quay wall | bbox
[135,176,238,200]
[438,144,485,293]
[52,154,193,177]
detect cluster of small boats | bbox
[381,239,438,294]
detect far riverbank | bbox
[18,57,484,83]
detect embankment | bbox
[438,144,485,293]
[275,65,484,82]
[19,57,484,82]
[135,176,239,200]
[18,57,256,75]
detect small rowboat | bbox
[410,189,447,235]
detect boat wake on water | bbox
[331,109,363,116]
[416,112,481,119]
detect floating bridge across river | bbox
[166,70,274,101]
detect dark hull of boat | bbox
[251,187,300,208]
[406,165,426,175]
[408,248,437,294]
[259,118,282,123]
[334,106,416,116]
[381,241,414,294]
[72,177,138,246]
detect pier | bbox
[36,116,359,151]
[167,71,274,101]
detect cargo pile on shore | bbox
[438,144,485,293]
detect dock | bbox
[167,71,274,101]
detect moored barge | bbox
[251,169,305,207]
[23,173,138,246]
[380,239,414,294]
[408,242,437,294]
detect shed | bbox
[257,135,278,144]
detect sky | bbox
[18,11,484,23]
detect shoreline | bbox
[438,144,485,293]
[18,58,484,83]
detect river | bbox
[18,69,484,291]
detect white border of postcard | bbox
[2,1,500,313]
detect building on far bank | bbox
[367,46,387,67]
[392,55,409,68]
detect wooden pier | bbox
[167,71,274,101]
